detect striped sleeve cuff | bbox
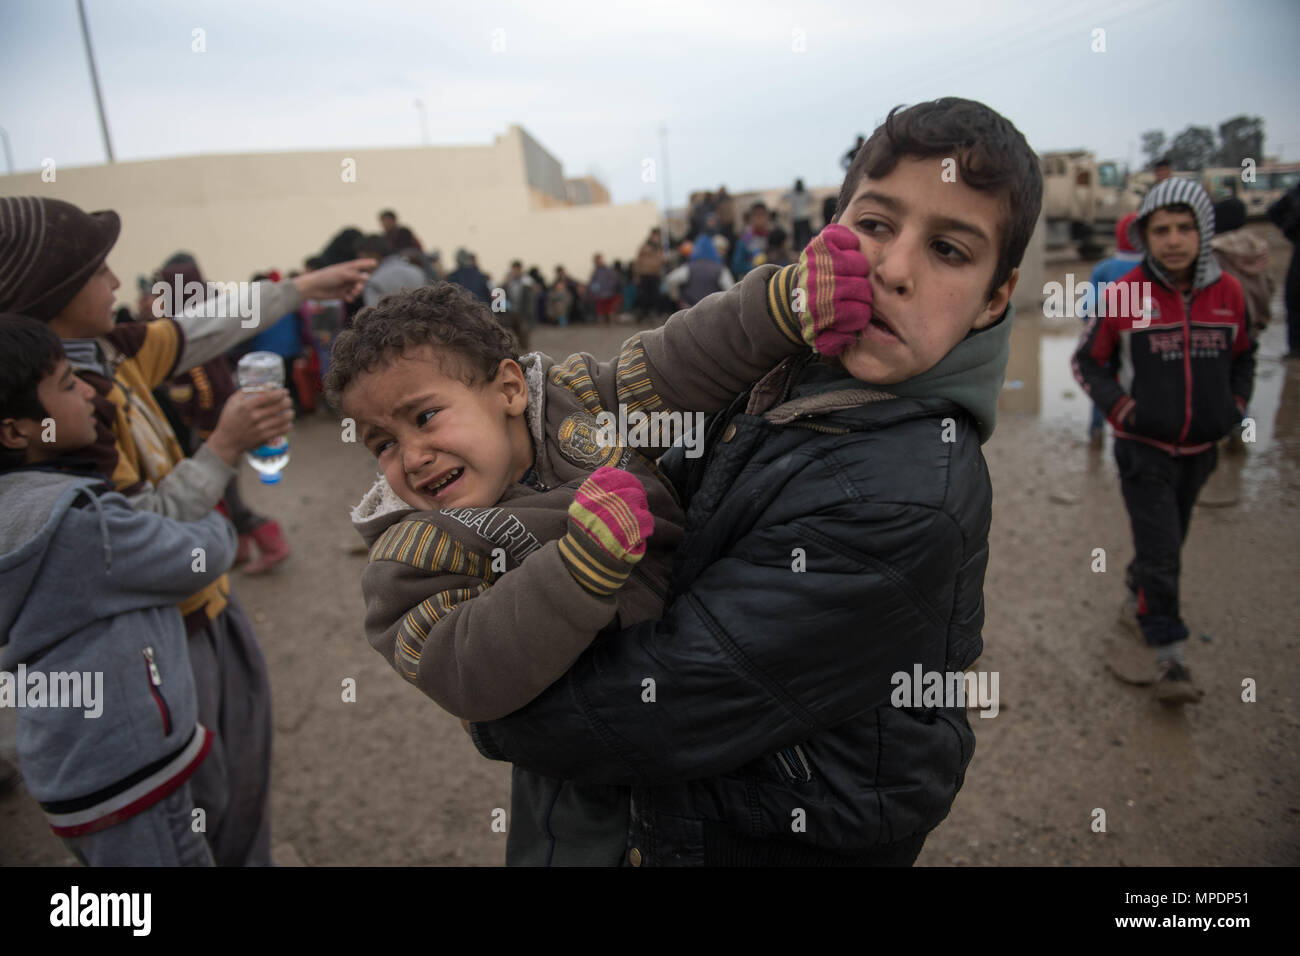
[766,264,803,347]
[393,585,486,682]
[615,333,667,416]
[557,533,633,597]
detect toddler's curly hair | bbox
[324,282,518,408]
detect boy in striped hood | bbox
[330,259,870,865]
[1074,177,1256,702]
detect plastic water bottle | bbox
[235,351,290,485]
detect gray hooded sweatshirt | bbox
[0,467,236,836]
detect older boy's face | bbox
[343,346,532,511]
[1,358,99,462]
[50,262,120,340]
[835,156,1016,385]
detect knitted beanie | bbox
[0,196,121,320]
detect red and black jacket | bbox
[1072,262,1256,456]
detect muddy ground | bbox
[3,225,1298,866]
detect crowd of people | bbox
[355,175,848,343]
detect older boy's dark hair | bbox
[835,97,1044,299]
[0,313,65,469]
[324,281,518,408]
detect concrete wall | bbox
[0,125,658,305]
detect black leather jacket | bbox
[472,354,990,865]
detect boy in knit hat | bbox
[0,314,235,865]
[328,248,869,864]
[1074,178,1256,702]
[0,195,373,864]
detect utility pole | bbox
[413,98,430,146]
[77,0,114,163]
[658,125,672,250]
[0,127,13,175]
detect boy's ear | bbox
[0,417,33,452]
[494,359,528,415]
[974,267,1019,330]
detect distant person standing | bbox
[664,234,734,307]
[783,179,814,250]
[763,227,796,267]
[447,249,493,305]
[731,202,771,278]
[501,260,535,351]
[378,209,422,254]
[1267,181,1300,359]
[357,234,428,308]
[1211,194,1271,453]
[421,249,444,283]
[1153,157,1173,184]
[634,228,665,319]
[715,186,736,247]
[527,266,548,326]
[546,268,574,326]
[689,192,716,241]
[1212,194,1272,341]
[588,254,621,325]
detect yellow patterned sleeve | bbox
[365,519,497,683]
[137,319,183,389]
[392,585,487,681]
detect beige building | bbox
[565,176,611,206]
[0,124,660,304]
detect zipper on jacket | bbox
[788,419,850,436]
[142,647,173,736]
[1178,290,1195,446]
[774,744,814,783]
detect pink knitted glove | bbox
[767,223,874,356]
[557,467,656,596]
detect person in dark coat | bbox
[467,97,1043,866]
[1268,182,1300,358]
[446,249,492,304]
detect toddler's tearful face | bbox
[344,346,533,511]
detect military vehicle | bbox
[1040,150,1142,258]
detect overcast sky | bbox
[2,0,1298,208]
